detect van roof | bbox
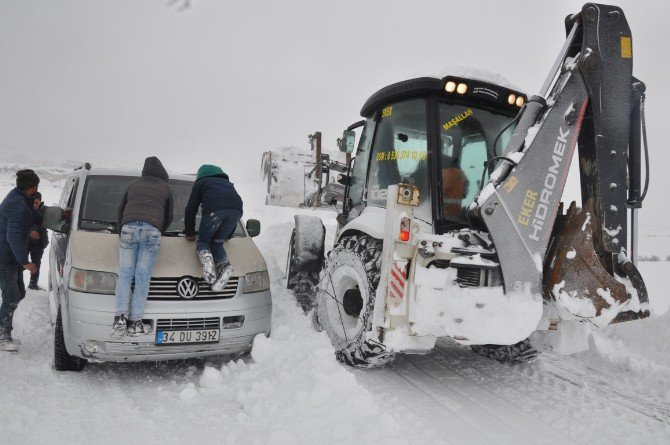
[82,167,195,182]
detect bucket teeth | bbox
[544,199,634,324]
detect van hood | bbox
[70,231,267,277]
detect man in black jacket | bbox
[113,157,173,336]
[184,164,243,292]
[27,192,49,290]
[0,170,41,352]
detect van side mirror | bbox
[337,130,356,154]
[246,219,261,237]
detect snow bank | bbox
[172,209,403,444]
[535,310,670,402]
[591,310,670,378]
[185,325,402,443]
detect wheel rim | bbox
[323,264,368,342]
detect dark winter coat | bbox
[118,157,174,232]
[0,188,38,265]
[28,203,49,249]
[184,174,243,237]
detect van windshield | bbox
[79,175,245,236]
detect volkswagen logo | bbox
[177,277,199,299]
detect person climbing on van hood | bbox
[185,164,243,292]
[0,169,41,352]
[113,156,174,336]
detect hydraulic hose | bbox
[639,94,650,203]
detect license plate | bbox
[155,329,220,345]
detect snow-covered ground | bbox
[1,164,669,444]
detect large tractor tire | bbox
[316,234,395,368]
[54,308,86,372]
[470,339,538,363]
[286,216,326,311]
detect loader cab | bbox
[340,75,525,233]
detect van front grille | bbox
[156,317,221,330]
[147,277,239,300]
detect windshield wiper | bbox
[162,230,184,237]
[81,219,117,232]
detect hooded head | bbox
[142,156,169,181]
[196,164,227,181]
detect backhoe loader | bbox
[285,3,650,366]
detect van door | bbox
[49,175,79,323]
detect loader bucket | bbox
[544,199,650,326]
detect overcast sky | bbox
[1,0,668,234]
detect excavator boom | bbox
[475,3,649,323]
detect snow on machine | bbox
[285,3,651,367]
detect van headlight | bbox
[243,270,270,293]
[69,268,117,294]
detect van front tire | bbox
[54,308,86,372]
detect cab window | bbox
[348,119,375,209]
[367,99,428,208]
[439,103,515,224]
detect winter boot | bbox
[28,273,40,290]
[211,263,234,292]
[127,319,149,336]
[111,314,128,336]
[0,339,19,353]
[198,250,217,284]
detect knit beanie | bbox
[16,169,40,190]
[196,164,225,181]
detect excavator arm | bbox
[473,3,649,325]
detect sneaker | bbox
[111,315,127,335]
[28,283,40,290]
[0,339,19,353]
[211,264,234,292]
[198,250,217,284]
[127,320,148,336]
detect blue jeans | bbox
[0,263,25,340]
[115,221,161,321]
[196,209,242,264]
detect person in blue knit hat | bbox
[0,169,41,352]
[184,164,243,291]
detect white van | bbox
[46,164,271,371]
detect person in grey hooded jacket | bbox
[113,157,173,336]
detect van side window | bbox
[59,176,78,209]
